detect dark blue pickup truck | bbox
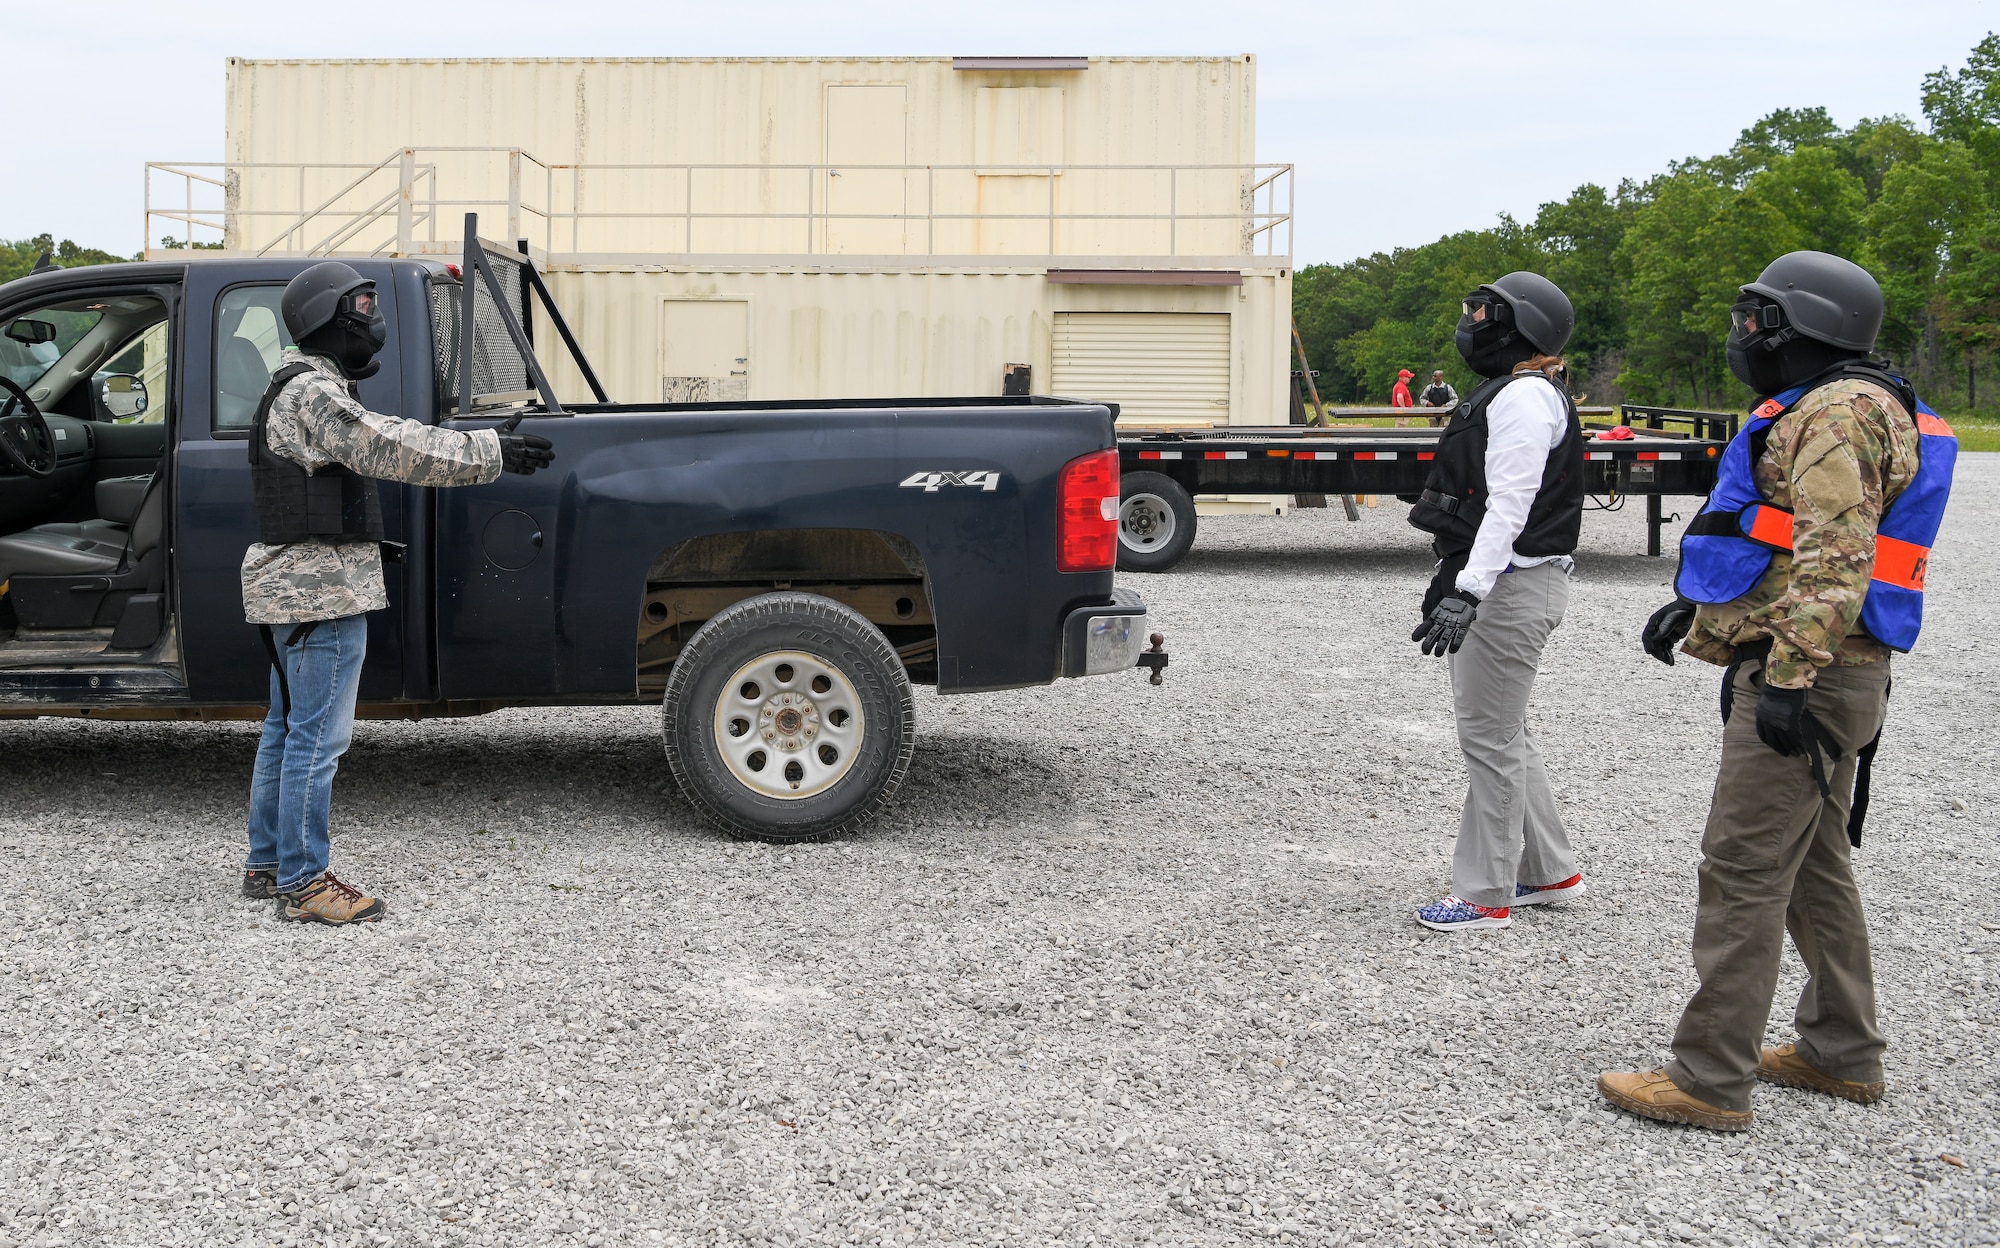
[0,236,1154,842]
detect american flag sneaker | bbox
[1415,896,1512,931]
[1513,873,1586,906]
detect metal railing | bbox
[145,148,1293,263]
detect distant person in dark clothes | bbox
[1419,370,1459,426]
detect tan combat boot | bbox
[277,871,386,925]
[1597,1068,1752,1132]
[1756,1044,1886,1104]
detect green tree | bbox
[1616,170,1733,404]
[1534,181,1635,373]
[0,234,138,286]
[1864,139,1986,379]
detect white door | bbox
[1050,312,1231,426]
[661,300,749,402]
[824,85,908,255]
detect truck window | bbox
[429,278,461,413]
[99,322,169,424]
[214,285,294,432]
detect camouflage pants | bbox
[1667,656,1891,1112]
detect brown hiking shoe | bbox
[1597,1068,1752,1132]
[1756,1044,1886,1104]
[242,870,278,900]
[276,871,386,925]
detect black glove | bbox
[499,432,555,475]
[1412,592,1479,657]
[1641,596,1697,666]
[1753,683,1816,757]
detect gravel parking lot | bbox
[2,460,1995,1248]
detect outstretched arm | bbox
[295,380,503,487]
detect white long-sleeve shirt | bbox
[1455,373,1573,600]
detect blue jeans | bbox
[244,614,368,893]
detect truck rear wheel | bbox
[662,592,915,843]
[1117,471,1197,572]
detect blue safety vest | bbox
[1675,366,1956,653]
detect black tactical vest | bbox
[247,362,385,546]
[1421,384,1455,407]
[1407,371,1585,558]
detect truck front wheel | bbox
[1117,471,1197,572]
[662,592,915,843]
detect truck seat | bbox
[0,473,163,591]
[216,336,274,430]
[29,474,154,542]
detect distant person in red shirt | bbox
[1392,368,1416,427]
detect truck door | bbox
[176,260,414,703]
[0,272,181,700]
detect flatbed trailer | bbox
[1113,405,1739,572]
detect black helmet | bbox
[1456,271,1575,377]
[282,261,387,379]
[1737,251,1882,352]
[1478,272,1575,356]
[282,261,374,342]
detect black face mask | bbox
[302,323,384,380]
[1455,294,1537,378]
[302,292,388,380]
[1727,315,1856,397]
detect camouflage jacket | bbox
[1683,377,1921,689]
[240,351,502,625]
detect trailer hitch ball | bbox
[1136,633,1169,686]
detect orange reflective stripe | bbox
[1873,534,1929,591]
[1742,504,1794,550]
[1916,411,1954,438]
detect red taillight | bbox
[444,263,462,279]
[1057,449,1119,573]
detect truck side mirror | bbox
[100,373,149,419]
[4,319,58,346]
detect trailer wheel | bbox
[1117,471,1198,572]
[663,592,914,844]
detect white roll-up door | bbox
[1050,312,1231,425]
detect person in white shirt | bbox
[1405,272,1588,932]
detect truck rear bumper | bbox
[1060,587,1149,678]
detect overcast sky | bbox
[6,0,1994,265]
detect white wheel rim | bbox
[712,650,866,800]
[1119,492,1177,552]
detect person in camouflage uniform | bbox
[1600,252,1927,1131]
[241,261,553,925]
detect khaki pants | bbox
[1447,562,1575,908]
[1667,656,1891,1112]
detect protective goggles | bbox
[1460,295,1512,325]
[1730,300,1785,337]
[339,287,381,321]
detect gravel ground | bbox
[3,461,1996,1248]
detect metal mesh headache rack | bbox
[447,213,608,426]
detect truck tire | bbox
[663,592,915,844]
[1117,471,1197,573]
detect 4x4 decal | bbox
[899,470,1002,493]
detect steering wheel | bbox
[0,376,58,479]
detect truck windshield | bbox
[2,306,105,392]
[3,295,169,422]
